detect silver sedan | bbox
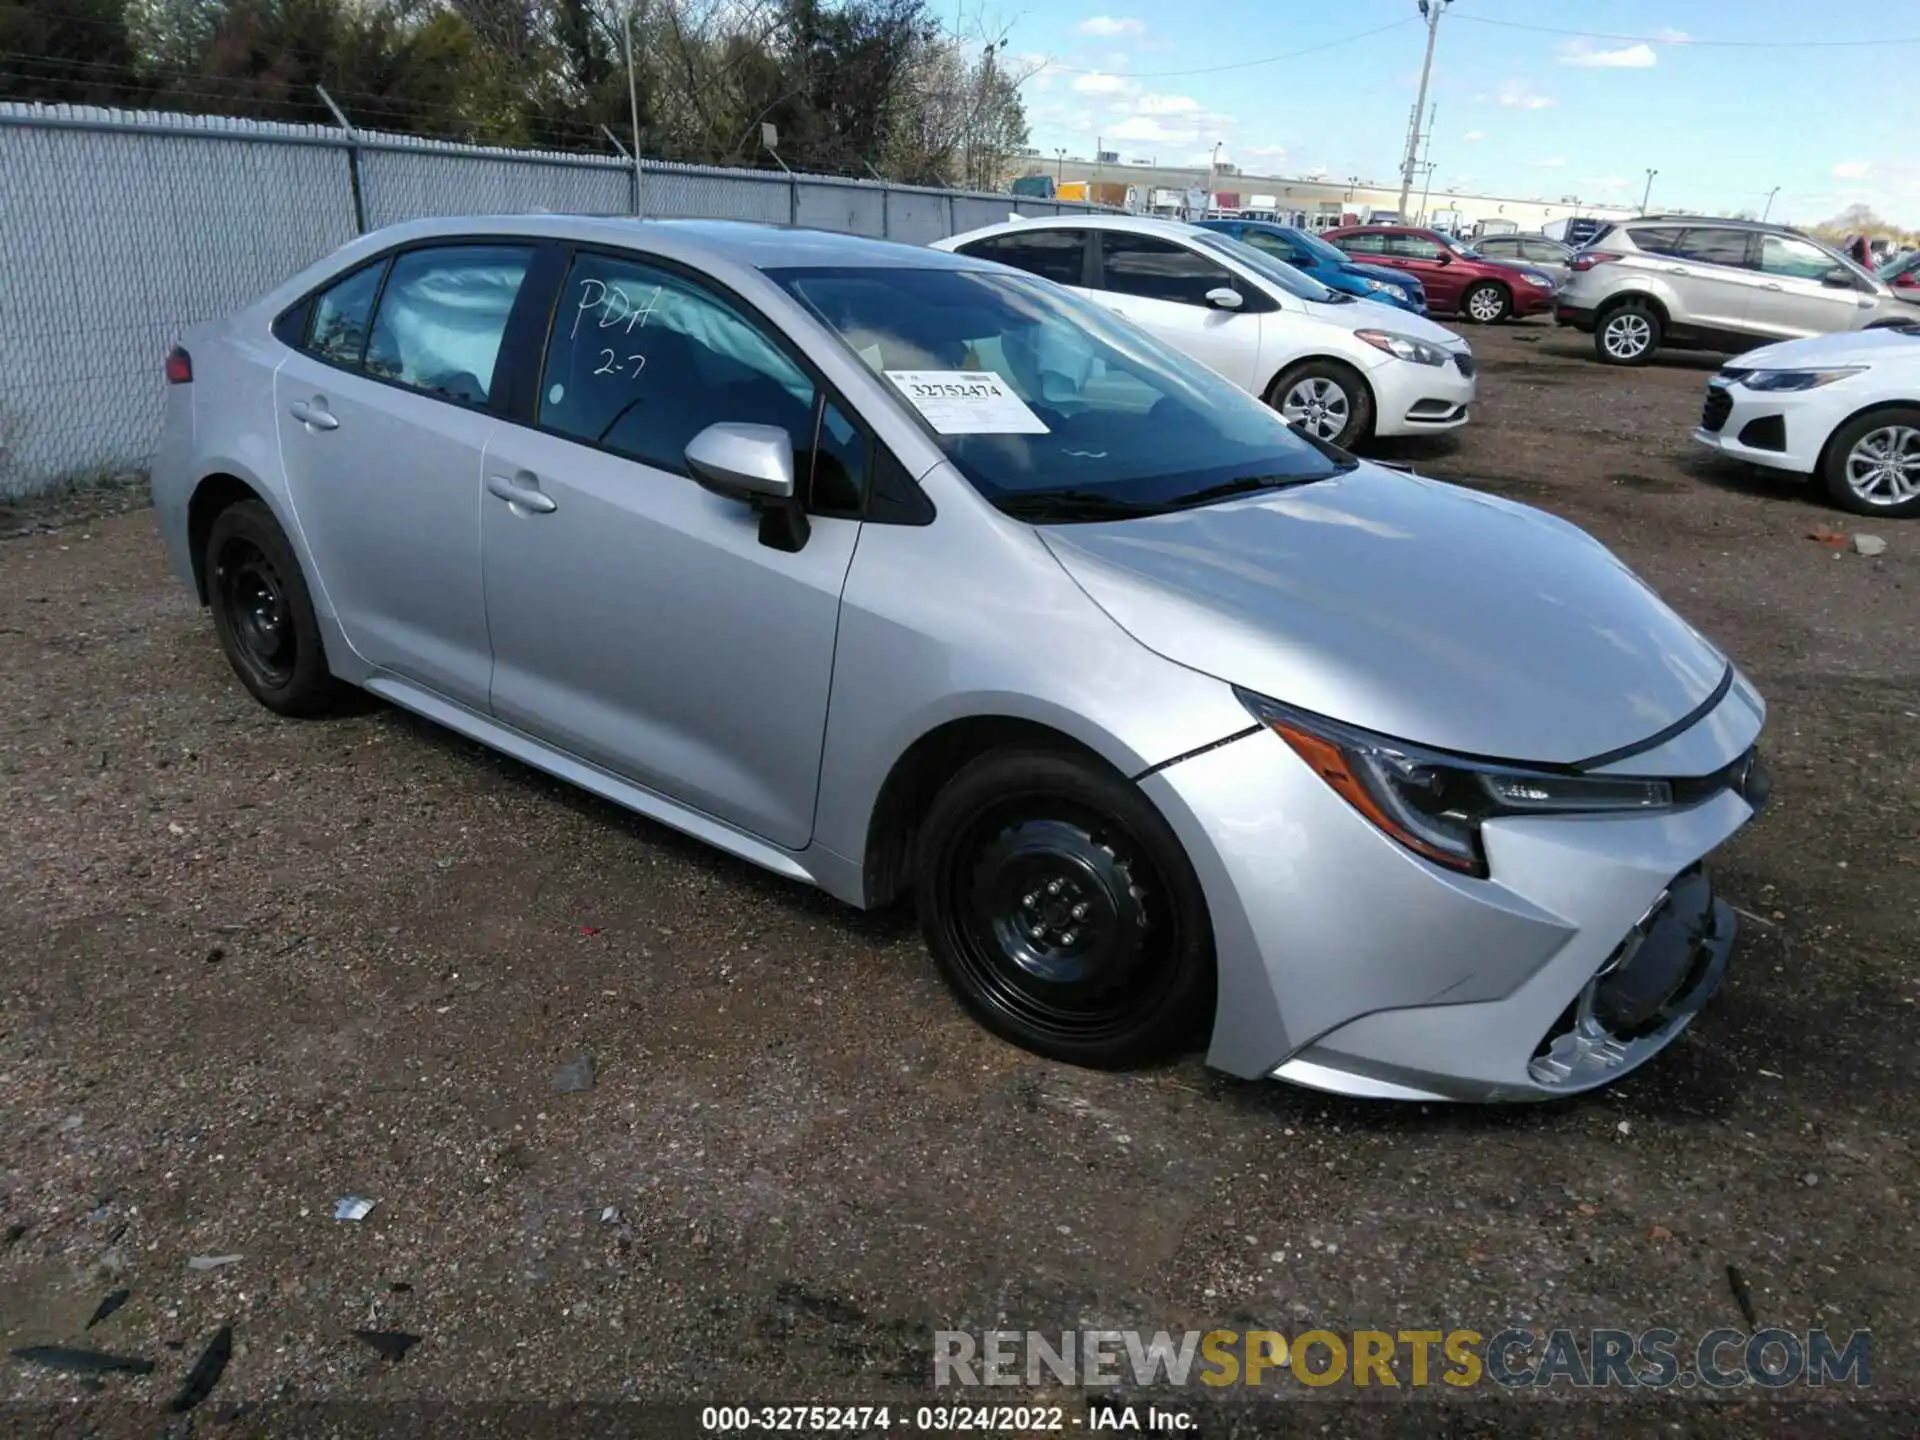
[151,216,1769,1102]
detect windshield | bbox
[1186,229,1343,303]
[1443,237,1480,258]
[772,265,1351,521]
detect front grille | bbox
[1701,385,1733,432]
[1453,352,1477,378]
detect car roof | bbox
[342,214,995,272]
[944,213,1203,242]
[1623,215,1807,237]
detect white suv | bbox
[1556,217,1919,366]
[934,215,1475,450]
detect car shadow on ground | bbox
[1365,433,1464,467]
[1674,449,1832,511]
[1532,336,1731,373]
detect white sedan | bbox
[1693,327,1920,518]
[933,215,1476,451]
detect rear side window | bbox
[1673,228,1751,269]
[307,262,386,368]
[364,245,534,406]
[1097,232,1235,305]
[1628,226,1684,257]
[959,230,1087,286]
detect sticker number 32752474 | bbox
[884,370,1050,436]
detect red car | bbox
[1322,225,1557,323]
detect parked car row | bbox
[153,212,1771,1104]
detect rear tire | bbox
[205,499,341,716]
[1595,301,1661,365]
[1462,281,1511,324]
[1268,359,1373,450]
[1820,406,1920,518]
[912,747,1215,1069]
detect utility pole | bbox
[1640,167,1658,214]
[1397,0,1448,220]
[1762,185,1780,221]
[624,3,645,215]
[1413,101,1436,223]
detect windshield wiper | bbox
[1165,474,1320,510]
[996,489,1155,522]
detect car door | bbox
[1380,231,1462,310]
[274,241,536,708]
[478,248,863,850]
[1087,230,1264,391]
[1749,232,1875,340]
[1654,227,1763,336]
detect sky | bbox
[984,0,1920,228]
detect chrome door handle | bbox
[487,471,557,514]
[289,399,339,431]
[1763,283,1784,291]
[1665,266,1689,275]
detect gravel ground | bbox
[1,322,1916,1431]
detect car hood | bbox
[1039,465,1730,766]
[1300,299,1465,350]
[1735,328,1920,370]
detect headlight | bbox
[1237,690,1672,876]
[1354,329,1448,366]
[1740,367,1865,392]
[1363,277,1410,301]
[1519,272,1550,287]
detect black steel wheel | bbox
[205,499,340,716]
[913,748,1214,1068]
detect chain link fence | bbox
[0,102,1105,500]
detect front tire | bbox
[1462,281,1511,324]
[205,499,341,716]
[1269,359,1373,450]
[912,748,1215,1069]
[1821,407,1920,518]
[1595,301,1661,365]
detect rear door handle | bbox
[487,471,557,515]
[1665,266,1690,275]
[288,398,339,431]
[1763,282,1784,291]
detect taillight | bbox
[165,346,193,385]
[1569,252,1622,274]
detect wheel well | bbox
[1596,291,1668,328]
[186,473,264,602]
[862,717,1117,908]
[1814,400,1920,479]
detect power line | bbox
[1449,14,1920,48]
[1037,16,1418,80]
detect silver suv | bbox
[1556,217,1919,365]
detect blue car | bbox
[1197,220,1428,315]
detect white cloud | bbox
[1076,16,1144,37]
[1655,28,1691,44]
[1135,93,1201,116]
[1462,130,1485,142]
[1242,143,1288,160]
[1495,80,1554,110]
[1832,160,1871,179]
[1072,71,1138,96]
[1531,157,1568,168]
[1584,176,1629,190]
[1558,40,1658,68]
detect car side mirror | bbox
[684,421,811,552]
[1205,287,1244,310]
[1820,268,1858,290]
[1430,250,1452,264]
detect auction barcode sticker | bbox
[885,370,1049,435]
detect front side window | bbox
[1477,237,1517,257]
[1757,234,1842,280]
[539,252,817,477]
[774,265,1350,521]
[959,230,1087,286]
[1387,233,1445,261]
[1242,230,1308,267]
[307,262,387,369]
[1096,232,1236,306]
[1673,228,1751,269]
[363,245,534,405]
[1333,231,1385,255]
